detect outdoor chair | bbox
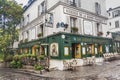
[83,58,87,65]
[63,60,69,70]
[70,59,77,70]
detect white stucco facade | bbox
[107,7,120,33]
[19,0,108,42]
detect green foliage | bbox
[34,64,44,70]
[0,0,23,25]
[0,0,23,59]
[10,60,22,68]
[0,53,4,62]
[71,27,78,32]
[13,55,20,61]
[4,54,13,62]
[38,55,45,60]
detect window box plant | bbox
[20,40,23,43]
[71,27,78,33]
[24,38,28,42]
[97,31,103,36]
[37,33,42,37]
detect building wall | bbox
[19,0,108,42]
[107,7,120,33]
[81,0,107,16]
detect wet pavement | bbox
[0,60,120,80]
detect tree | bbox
[0,0,23,58]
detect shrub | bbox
[38,55,45,60]
[5,55,13,62]
[13,55,20,61]
[34,64,44,70]
[0,53,4,61]
[10,60,22,68]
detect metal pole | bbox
[44,0,50,71]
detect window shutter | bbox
[95,2,101,15]
[78,0,81,7]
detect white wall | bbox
[81,0,107,17]
[107,8,120,33]
[19,0,108,42]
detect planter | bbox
[97,32,103,36]
[24,38,28,42]
[37,33,42,37]
[71,27,78,33]
[20,40,23,43]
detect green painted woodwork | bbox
[18,32,119,60]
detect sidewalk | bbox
[1,60,120,80]
[13,60,120,80]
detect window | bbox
[109,13,111,16]
[96,23,102,32]
[69,0,76,7]
[109,22,111,26]
[70,17,76,27]
[112,10,120,18]
[27,14,30,24]
[95,2,101,15]
[115,21,119,28]
[96,23,102,36]
[38,1,45,16]
[41,1,45,13]
[38,5,41,16]
[84,21,93,35]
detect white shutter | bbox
[79,19,81,33]
[66,16,70,32]
[78,0,81,7]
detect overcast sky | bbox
[15,0,28,7]
[15,0,120,10]
[106,0,120,10]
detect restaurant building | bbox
[18,0,119,70]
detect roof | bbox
[107,6,120,12]
[23,0,36,12]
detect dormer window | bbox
[38,1,45,16]
[41,1,45,13]
[69,0,76,7]
[95,2,101,15]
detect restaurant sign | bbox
[63,7,106,24]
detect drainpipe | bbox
[44,0,50,71]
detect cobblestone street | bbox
[1,60,120,80]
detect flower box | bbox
[97,32,103,36]
[37,33,42,37]
[71,27,78,33]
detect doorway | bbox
[72,43,81,58]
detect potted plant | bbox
[37,33,42,37]
[97,31,103,36]
[20,40,23,43]
[24,38,28,42]
[71,27,78,33]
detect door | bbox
[72,43,81,58]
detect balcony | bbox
[97,31,103,37]
[60,0,79,7]
[69,1,77,7]
[71,27,78,34]
[37,33,43,38]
